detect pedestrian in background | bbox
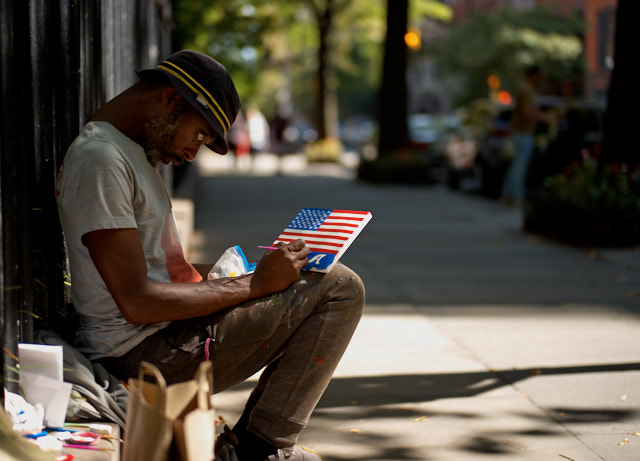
[501,65,553,206]
[247,106,270,154]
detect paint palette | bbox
[68,431,100,445]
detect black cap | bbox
[137,50,241,155]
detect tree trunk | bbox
[601,0,638,168]
[377,0,409,156]
[314,0,339,140]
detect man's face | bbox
[142,101,217,167]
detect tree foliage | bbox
[434,6,585,107]
[172,0,386,125]
[172,0,446,129]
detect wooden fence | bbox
[0,0,174,394]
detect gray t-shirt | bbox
[56,121,202,359]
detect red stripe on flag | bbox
[332,210,370,214]
[317,227,354,234]
[274,238,340,254]
[298,239,342,247]
[279,231,349,241]
[322,223,359,228]
[324,216,364,222]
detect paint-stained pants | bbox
[98,264,365,448]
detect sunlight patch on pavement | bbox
[333,311,485,378]
[196,150,357,179]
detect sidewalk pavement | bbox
[187,152,640,461]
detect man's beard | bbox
[142,111,184,167]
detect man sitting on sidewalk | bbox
[55,49,365,461]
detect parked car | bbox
[408,113,441,147]
[441,99,505,191]
[340,114,377,151]
[280,118,318,154]
[409,113,464,180]
[440,128,478,189]
[474,107,515,197]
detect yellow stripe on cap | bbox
[158,62,231,132]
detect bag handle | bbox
[136,361,167,413]
[194,361,213,410]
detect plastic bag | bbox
[207,245,256,280]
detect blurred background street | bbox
[178,152,640,460]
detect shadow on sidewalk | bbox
[224,361,640,416]
[217,362,640,460]
[315,362,640,410]
[308,362,640,460]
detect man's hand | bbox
[85,229,310,324]
[85,228,302,324]
[250,239,310,297]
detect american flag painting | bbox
[273,208,372,272]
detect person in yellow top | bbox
[501,65,553,205]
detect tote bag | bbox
[123,361,215,461]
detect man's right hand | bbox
[250,239,310,296]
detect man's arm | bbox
[85,228,309,325]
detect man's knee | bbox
[326,264,365,314]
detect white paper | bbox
[18,343,70,427]
[4,389,45,434]
[18,343,64,382]
[19,371,72,427]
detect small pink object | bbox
[69,431,100,445]
[205,337,212,361]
